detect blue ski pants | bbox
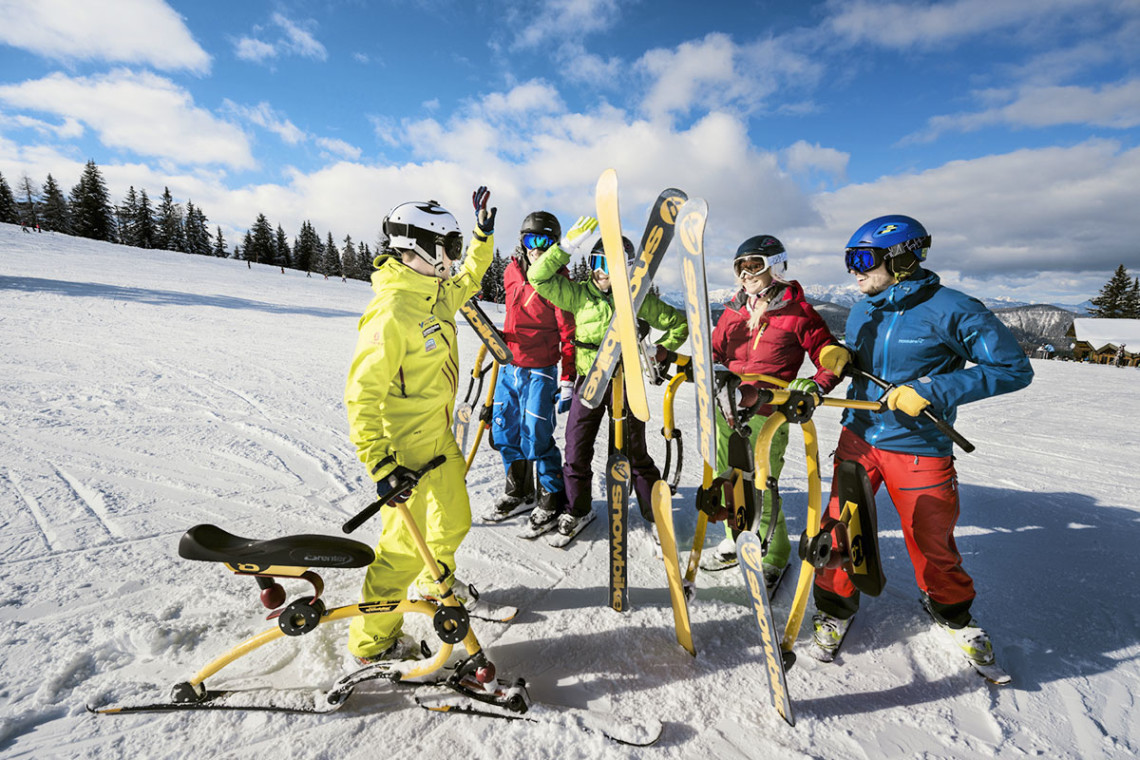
[491,364,564,494]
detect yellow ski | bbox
[651,480,695,656]
[595,169,650,422]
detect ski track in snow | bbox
[3,223,1140,759]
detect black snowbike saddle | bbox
[178,524,374,569]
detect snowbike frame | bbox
[463,359,500,475]
[161,457,503,708]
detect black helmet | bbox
[590,235,635,258]
[520,211,560,240]
[733,234,787,276]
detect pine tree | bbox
[241,231,253,263]
[0,171,18,223]
[213,226,228,257]
[40,174,69,232]
[359,242,374,277]
[570,255,591,282]
[155,187,185,252]
[184,201,212,256]
[68,160,114,241]
[17,173,39,228]
[274,225,292,268]
[1126,277,1140,319]
[479,249,508,303]
[1090,265,1133,318]
[118,186,140,246]
[292,220,320,273]
[320,232,342,278]
[134,188,156,249]
[244,214,274,263]
[341,234,362,279]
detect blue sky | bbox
[1,0,1138,303]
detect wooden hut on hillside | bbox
[1067,319,1140,366]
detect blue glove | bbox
[557,380,574,413]
[472,186,496,236]
[377,464,417,504]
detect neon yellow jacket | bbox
[345,234,493,480]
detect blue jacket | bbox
[841,269,1033,456]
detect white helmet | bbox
[382,200,464,276]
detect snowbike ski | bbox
[579,186,688,410]
[650,480,695,655]
[460,298,513,364]
[414,677,663,746]
[594,168,650,422]
[736,531,796,726]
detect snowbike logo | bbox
[358,600,403,614]
[740,541,789,720]
[610,461,630,611]
[659,194,685,226]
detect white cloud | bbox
[511,0,622,49]
[636,33,824,123]
[235,37,278,63]
[224,101,307,145]
[910,79,1140,141]
[233,12,327,65]
[0,69,253,169]
[783,139,1140,300]
[824,0,1104,48]
[315,137,362,161]
[783,141,849,181]
[0,0,209,73]
[272,13,327,61]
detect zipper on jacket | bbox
[868,286,904,447]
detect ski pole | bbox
[342,455,448,534]
[846,366,975,453]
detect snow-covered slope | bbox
[2,223,1138,759]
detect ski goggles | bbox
[521,233,556,251]
[845,247,887,274]
[588,252,608,274]
[733,252,786,277]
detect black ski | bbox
[606,452,631,612]
[415,682,662,746]
[460,298,513,364]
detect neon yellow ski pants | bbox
[347,438,471,659]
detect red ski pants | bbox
[814,428,974,610]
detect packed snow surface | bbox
[2,223,1138,758]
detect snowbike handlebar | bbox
[343,455,449,534]
[845,366,975,453]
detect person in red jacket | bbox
[708,235,841,587]
[486,211,576,524]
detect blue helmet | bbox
[845,214,930,278]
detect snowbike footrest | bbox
[178,524,375,569]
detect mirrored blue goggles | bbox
[845,247,887,274]
[588,252,609,274]
[522,233,555,251]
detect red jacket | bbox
[712,279,840,414]
[503,258,576,379]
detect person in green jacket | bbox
[527,216,688,540]
[343,190,495,664]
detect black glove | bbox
[651,344,672,385]
[472,186,496,236]
[377,464,417,504]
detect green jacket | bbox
[528,243,688,377]
[345,233,493,480]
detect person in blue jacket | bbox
[811,214,1033,667]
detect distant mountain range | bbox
[658,284,1091,350]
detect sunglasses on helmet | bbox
[521,233,555,251]
[588,252,609,274]
[845,247,887,274]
